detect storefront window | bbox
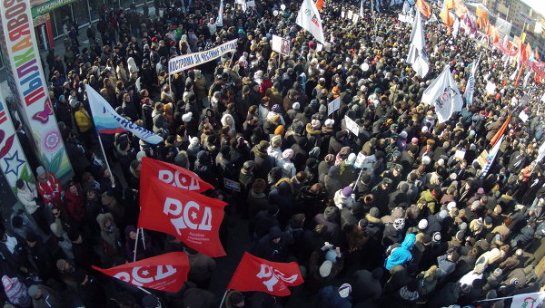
[51,4,72,37]
[71,1,91,26]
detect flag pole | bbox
[133,227,140,262]
[218,289,229,308]
[97,132,116,188]
[140,227,147,250]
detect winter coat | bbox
[385,233,416,270]
[317,285,352,308]
[352,269,383,303]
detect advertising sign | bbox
[0,93,35,193]
[0,0,72,179]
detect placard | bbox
[344,115,359,136]
[328,97,340,115]
[271,35,291,56]
[224,178,241,192]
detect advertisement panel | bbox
[0,93,35,193]
[0,0,72,179]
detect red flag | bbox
[416,0,431,18]
[92,252,189,292]
[138,177,227,257]
[227,252,304,296]
[140,157,214,194]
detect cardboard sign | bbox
[271,35,291,56]
[327,97,341,115]
[344,115,359,136]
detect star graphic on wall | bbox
[3,151,25,176]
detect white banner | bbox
[168,39,238,75]
[0,93,35,192]
[344,115,359,136]
[0,0,72,179]
[296,0,326,44]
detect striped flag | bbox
[481,135,503,178]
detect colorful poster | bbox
[0,93,35,193]
[0,0,72,179]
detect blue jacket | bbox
[385,233,416,270]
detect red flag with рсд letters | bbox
[140,157,214,195]
[138,177,227,257]
[92,252,189,292]
[227,252,304,296]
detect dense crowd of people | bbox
[1,0,545,307]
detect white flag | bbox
[523,70,532,87]
[452,17,460,38]
[422,65,463,123]
[216,0,224,27]
[464,58,479,106]
[296,0,326,44]
[406,12,429,78]
[86,86,163,144]
[510,292,545,308]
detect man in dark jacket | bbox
[253,226,292,262]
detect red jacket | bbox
[64,187,85,223]
[37,174,62,207]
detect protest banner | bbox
[169,39,238,75]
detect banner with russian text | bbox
[168,39,238,75]
[0,93,35,193]
[0,0,72,179]
[86,85,163,144]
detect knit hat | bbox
[484,216,493,228]
[324,206,338,221]
[319,260,333,278]
[324,118,335,127]
[432,232,442,242]
[271,135,282,147]
[369,207,380,218]
[325,249,338,263]
[342,186,353,197]
[182,112,193,123]
[393,218,405,231]
[338,283,352,298]
[272,104,281,113]
[28,285,40,298]
[447,201,457,211]
[292,102,301,110]
[438,210,448,220]
[418,219,428,230]
[274,125,285,135]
